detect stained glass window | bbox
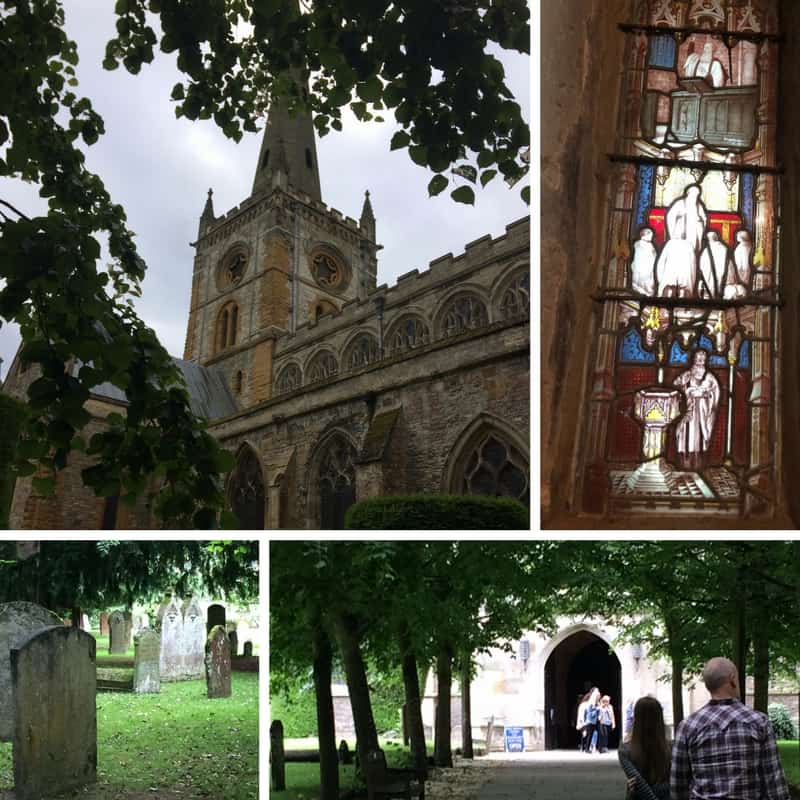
[345,333,380,370]
[318,436,356,530]
[581,0,780,517]
[228,446,265,530]
[440,294,488,338]
[275,363,302,395]
[462,434,530,507]
[388,316,429,354]
[307,350,338,383]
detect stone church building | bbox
[2,94,530,529]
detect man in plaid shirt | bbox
[671,657,790,800]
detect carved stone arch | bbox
[434,284,491,339]
[226,442,266,529]
[442,412,530,506]
[306,428,359,529]
[215,241,251,293]
[305,348,339,384]
[384,311,431,356]
[491,261,530,321]
[274,361,303,395]
[341,329,380,371]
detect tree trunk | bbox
[665,618,684,726]
[312,624,339,800]
[732,571,748,702]
[333,613,380,768]
[71,606,81,629]
[400,642,428,777]
[434,642,453,768]
[752,578,770,713]
[460,653,473,759]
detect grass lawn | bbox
[779,741,800,786]
[0,673,258,800]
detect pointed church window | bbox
[499,272,530,320]
[317,436,356,530]
[275,363,302,395]
[388,316,429,354]
[228,446,265,530]
[307,351,338,383]
[462,434,529,506]
[440,293,488,338]
[580,0,780,517]
[346,333,380,370]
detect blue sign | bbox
[504,726,525,753]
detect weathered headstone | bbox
[99,612,109,637]
[81,613,90,631]
[229,630,239,657]
[108,610,127,654]
[243,641,253,657]
[0,602,62,741]
[207,603,225,635]
[159,598,183,681]
[12,627,97,800]
[271,720,286,790]
[205,625,231,698]
[133,629,161,694]
[181,598,205,679]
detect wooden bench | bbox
[363,749,424,800]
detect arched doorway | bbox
[544,630,622,751]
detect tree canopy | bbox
[0,0,529,526]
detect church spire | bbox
[360,189,376,241]
[199,187,215,236]
[251,81,322,202]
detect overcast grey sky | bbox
[0,2,530,375]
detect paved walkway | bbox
[477,751,627,800]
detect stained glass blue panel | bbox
[621,328,656,362]
[742,173,755,232]
[698,334,728,366]
[649,35,677,68]
[739,340,751,368]
[636,166,655,227]
[669,340,689,365]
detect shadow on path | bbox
[477,751,627,800]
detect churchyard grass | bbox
[0,673,258,799]
[779,741,800,785]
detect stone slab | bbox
[133,629,161,694]
[205,625,231,699]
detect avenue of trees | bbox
[270,541,800,798]
[0,1,529,526]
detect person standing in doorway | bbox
[598,695,616,753]
[583,688,601,753]
[576,691,591,752]
[671,657,790,800]
[618,696,671,799]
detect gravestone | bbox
[108,610,128,654]
[159,598,183,681]
[207,603,225,635]
[181,598,205,679]
[271,720,286,790]
[81,613,90,631]
[0,602,62,741]
[205,625,231,698]
[12,627,96,799]
[99,612,109,637]
[133,629,161,694]
[229,630,239,657]
[243,641,253,657]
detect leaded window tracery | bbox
[387,316,429,354]
[307,351,338,383]
[440,294,488,338]
[499,272,530,319]
[275,363,302,395]
[228,447,265,530]
[346,333,380,370]
[580,0,780,518]
[462,433,530,507]
[317,436,356,529]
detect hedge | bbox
[344,493,529,530]
[769,702,797,739]
[0,394,26,529]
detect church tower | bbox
[182,83,380,410]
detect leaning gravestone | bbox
[229,630,239,657]
[207,603,225,635]
[12,627,96,799]
[243,641,253,657]
[0,602,63,741]
[159,598,183,681]
[181,598,205,679]
[108,610,128,654]
[133,629,161,694]
[205,625,231,698]
[99,612,109,637]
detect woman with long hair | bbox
[576,690,591,752]
[583,687,601,753]
[618,696,670,799]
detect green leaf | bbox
[409,144,427,167]
[357,76,382,103]
[480,169,498,187]
[521,185,530,205]
[428,175,448,197]
[477,150,494,168]
[170,83,185,101]
[451,186,475,205]
[32,476,56,496]
[390,130,410,150]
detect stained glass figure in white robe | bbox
[630,227,657,295]
[657,184,707,298]
[674,349,720,469]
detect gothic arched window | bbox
[317,435,357,529]
[275,363,302,395]
[228,446,265,530]
[579,0,780,519]
[461,433,530,507]
[439,293,488,338]
[307,350,338,383]
[498,271,530,320]
[387,315,429,355]
[215,302,239,354]
[345,333,380,370]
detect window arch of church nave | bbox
[312,298,339,323]
[342,330,380,371]
[435,288,490,339]
[443,413,530,507]
[274,361,303,395]
[308,243,351,293]
[309,430,358,530]
[385,313,430,355]
[215,242,250,293]
[305,349,339,383]
[492,264,530,321]
[215,301,239,354]
[226,443,266,530]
